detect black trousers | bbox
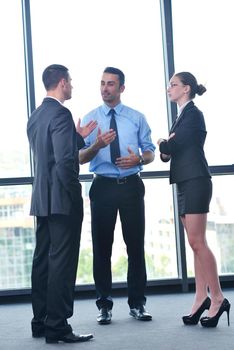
[31,201,83,337]
[89,175,147,309]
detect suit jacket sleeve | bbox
[77,133,85,150]
[50,109,81,204]
[159,109,206,155]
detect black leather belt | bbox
[95,173,139,185]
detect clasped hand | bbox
[157,132,175,145]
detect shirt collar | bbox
[46,96,64,105]
[177,100,191,118]
[102,102,123,116]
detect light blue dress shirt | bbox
[81,103,156,178]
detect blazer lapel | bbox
[170,101,194,133]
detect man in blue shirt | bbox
[79,67,155,324]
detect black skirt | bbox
[176,177,212,216]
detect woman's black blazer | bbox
[159,101,211,184]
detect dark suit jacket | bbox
[27,97,85,216]
[159,101,211,184]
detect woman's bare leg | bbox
[182,214,224,317]
[181,216,208,314]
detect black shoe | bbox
[129,305,152,321]
[32,329,45,338]
[182,296,211,325]
[97,307,112,324]
[45,331,93,344]
[31,319,45,338]
[200,298,231,328]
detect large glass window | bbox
[1,1,233,293]
[0,185,34,290]
[29,0,177,285]
[0,1,30,178]
[144,178,177,279]
[172,0,234,165]
[77,178,177,284]
[172,0,234,278]
[30,0,169,174]
[185,175,234,277]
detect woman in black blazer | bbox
[157,72,230,328]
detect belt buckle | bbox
[117,177,127,184]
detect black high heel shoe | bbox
[182,297,211,325]
[200,298,231,328]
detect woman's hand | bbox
[160,153,171,161]
[168,132,175,140]
[157,132,175,146]
[157,138,166,146]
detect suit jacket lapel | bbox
[170,101,194,133]
[170,110,185,133]
[170,119,177,132]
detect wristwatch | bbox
[138,155,145,165]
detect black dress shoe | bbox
[32,329,45,338]
[45,332,93,344]
[129,305,152,321]
[97,307,112,324]
[31,319,45,338]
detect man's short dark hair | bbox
[103,67,125,87]
[42,64,69,90]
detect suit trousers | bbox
[31,201,83,337]
[89,175,147,310]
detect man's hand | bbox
[76,118,97,138]
[94,128,116,150]
[115,147,139,169]
[79,127,116,164]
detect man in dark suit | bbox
[27,64,95,344]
